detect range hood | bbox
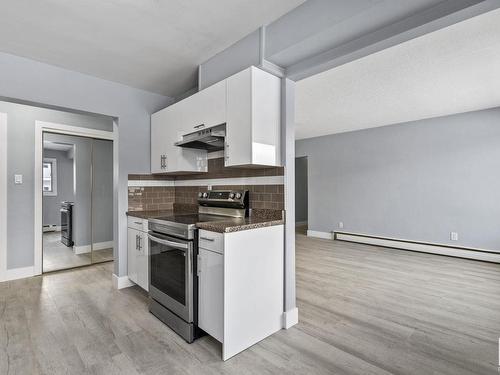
[175,124,226,152]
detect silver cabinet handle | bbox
[148,234,188,250]
[138,235,142,251]
[135,234,139,250]
[200,236,215,242]
[194,124,205,129]
[197,254,202,276]
[134,221,142,225]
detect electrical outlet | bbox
[14,174,23,184]
[338,222,344,229]
[450,232,458,241]
[207,185,212,191]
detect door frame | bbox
[0,113,7,281]
[34,120,114,275]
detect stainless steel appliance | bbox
[60,201,74,247]
[148,190,248,343]
[174,124,226,151]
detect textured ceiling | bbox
[295,8,500,140]
[0,0,303,97]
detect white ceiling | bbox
[0,0,303,97]
[295,8,500,140]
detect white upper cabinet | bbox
[225,67,281,167]
[151,66,281,174]
[184,80,226,131]
[151,82,225,173]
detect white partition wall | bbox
[0,113,7,281]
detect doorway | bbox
[295,156,308,235]
[41,131,113,273]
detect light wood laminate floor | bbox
[43,232,113,272]
[1,232,499,374]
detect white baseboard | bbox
[283,307,299,329]
[336,232,500,263]
[74,241,114,255]
[295,221,308,227]
[307,230,333,240]
[0,266,35,282]
[112,273,135,289]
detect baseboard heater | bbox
[333,232,500,264]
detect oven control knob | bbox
[203,192,208,198]
[235,193,242,199]
[229,193,235,199]
[198,192,203,198]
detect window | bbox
[43,158,57,196]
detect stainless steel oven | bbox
[148,231,193,323]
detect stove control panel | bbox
[198,190,248,208]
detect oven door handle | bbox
[148,234,188,250]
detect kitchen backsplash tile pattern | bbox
[128,186,175,211]
[128,157,284,211]
[174,185,284,210]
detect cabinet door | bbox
[127,228,139,284]
[225,68,252,167]
[136,231,149,291]
[198,248,223,342]
[151,106,177,173]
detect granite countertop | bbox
[195,214,284,233]
[126,210,174,219]
[126,209,285,233]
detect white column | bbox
[281,78,298,328]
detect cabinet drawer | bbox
[127,216,148,232]
[198,230,224,254]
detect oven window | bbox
[150,240,186,305]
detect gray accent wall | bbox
[295,156,308,223]
[42,149,75,227]
[0,52,171,274]
[1,100,112,268]
[296,107,500,251]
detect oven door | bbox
[148,232,193,322]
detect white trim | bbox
[336,232,500,263]
[36,120,114,140]
[128,175,284,187]
[174,175,284,186]
[307,230,333,240]
[35,121,114,276]
[74,241,114,255]
[295,221,308,227]
[282,307,299,329]
[128,180,175,187]
[112,273,135,289]
[42,157,58,196]
[0,113,7,282]
[0,266,35,283]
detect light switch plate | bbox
[450,232,458,241]
[338,222,344,229]
[14,174,23,184]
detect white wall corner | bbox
[283,307,299,329]
[307,230,333,240]
[112,273,135,289]
[1,266,35,282]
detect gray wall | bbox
[295,156,308,223]
[296,107,500,251]
[42,149,74,227]
[1,100,112,268]
[92,139,113,245]
[0,52,171,274]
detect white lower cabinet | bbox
[197,247,223,342]
[127,217,149,291]
[197,226,284,361]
